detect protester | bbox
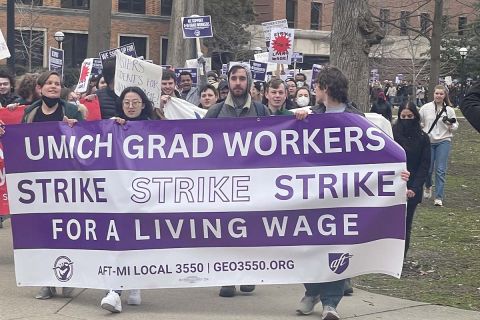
[294,86,312,108]
[100,86,154,313]
[60,87,88,119]
[217,79,229,102]
[460,81,480,132]
[285,78,297,105]
[179,70,201,106]
[204,64,268,297]
[250,81,264,103]
[207,70,219,88]
[295,72,307,88]
[386,83,397,106]
[419,85,458,207]
[155,69,180,119]
[21,71,82,299]
[96,61,120,119]
[198,84,218,109]
[393,102,430,258]
[370,91,392,122]
[0,69,19,107]
[15,72,41,105]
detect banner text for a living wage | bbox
[3,114,406,289]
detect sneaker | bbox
[423,188,432,199]
[101,291,122,313]
[127,289,141,305]
[219,285,236,297]
[343,278,353,296]
[35,286,56,299]
[239,285,255,293]
[62,287,75,298]
[322,305,340,320]
[296,295,321,315]
[434,199,443,206]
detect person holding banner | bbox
[294,86,312,108]
[155,70,181,119]
[179,70,203,106]
[100,86,154,313]
[204,64,269,297]
[0,69,19,107]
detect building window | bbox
[161,37,169,65]
[15,29,45,68]
[17,0,43,5]
[63,33,88,68]
[379,8,390,30]
[420,13,430,33]
[400,11,410,36]
[120,36,147,59]
[310,2,323,30]
[458,16,467,36]
[118,0,145,14]
[61,0,89,9]
[286,0,296,28]
[442,15,450,31]
[160,0,172,16]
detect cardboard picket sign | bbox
[268,28,295,64]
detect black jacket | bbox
[460,81,480,133]
[96,87,120,119]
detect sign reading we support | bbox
[249,60,268,81]
[269,28,295,64]
[48,47,64,77]
[99,43,137,66]
[0,29,11,60]
[114,51,162,108]
[182,15,213,39]
[3,114,407,290]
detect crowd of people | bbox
[1,56,478,319]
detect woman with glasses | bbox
[393,102,430,258]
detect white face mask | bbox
[297,81,305,87]
[296,96,310,107]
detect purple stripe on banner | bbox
[11,205,405,250]
[3,114,405,174]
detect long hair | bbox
[117,86,153,120]
[434,85,453,107]
[393,101,423,148]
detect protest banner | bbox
[3,114,406,289]
[0,29,11,60]
[310,64,324,90]
[164,97,206,119]
[99,43,137,66]
[261,19,288,43]
[79,97,102,121]
[182,15,213,39]
[48,47,64,77]
[175,67,198,86]
[114,50,162,109]
[268,28,295,64]
[75,59,93,93]
[249,60,268,81]
[0,144,8,215]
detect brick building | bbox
[0,0,477,81]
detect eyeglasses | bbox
[122,100,143,107]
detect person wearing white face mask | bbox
[295,87,311,108]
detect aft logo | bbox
[53,256,74,282]
[328,253,353,274]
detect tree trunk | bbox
[87,0,112,58]
[428,0,443,101]
[330,0,384,112]
[166,0,204,67]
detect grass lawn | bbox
[356,119,480,311]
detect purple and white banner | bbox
[2,114,406,289]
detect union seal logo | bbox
[53,256,74,282]
[328,253,353,274]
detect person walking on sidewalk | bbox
[419,85,458,207]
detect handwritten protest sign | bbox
[114,51,162,108]
[4,114,406,289]
[48,47,64,78]
[268,28,295,64]
[182,15,213,38]
[261,19,288,43]
[99,43,137,66]
[0,29,11,60]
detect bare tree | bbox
[166,0,204,67]
[87,0,112,57]
[330,0,385,111]
[15,0,43,72]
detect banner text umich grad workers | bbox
[2,113,406,290]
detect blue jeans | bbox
[426,140,451,200]
[304,279,345,307]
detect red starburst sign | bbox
[268,28,295,64]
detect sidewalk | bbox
[1,218,479,320]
